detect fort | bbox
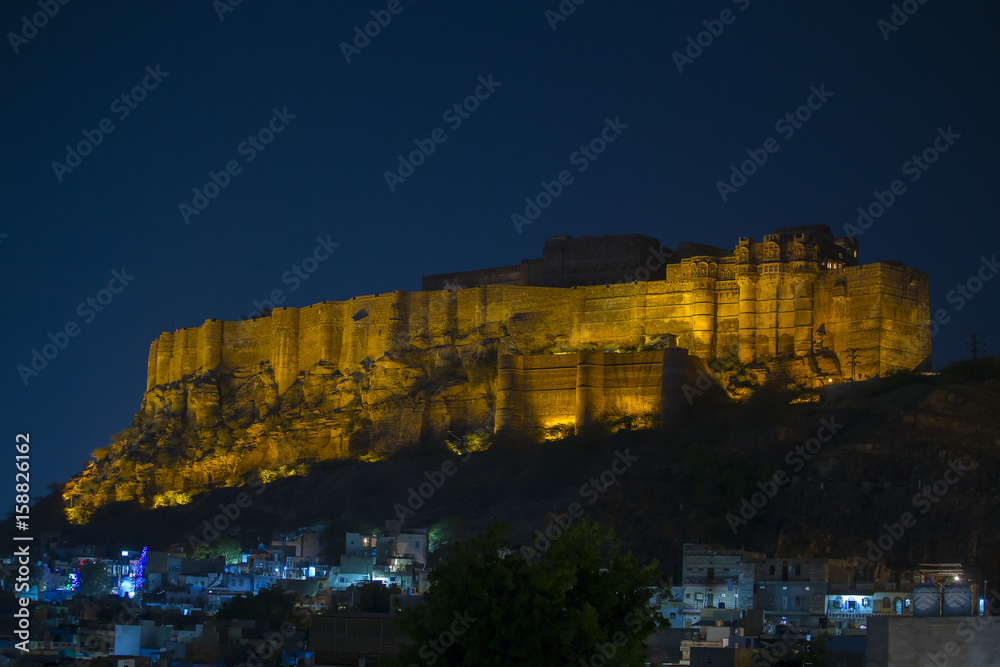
[62,225,931,521]
[145,225,930,429]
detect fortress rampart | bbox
[146,259,930,395]
[495,347,695,432]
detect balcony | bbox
[826,611,904,620]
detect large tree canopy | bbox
[388,520,666,666]
[216,585,304,628]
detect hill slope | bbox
[18,359,1000,587]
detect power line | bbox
[967,333,986,360]
[844,348,861,382]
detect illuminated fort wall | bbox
[495,347,695,432]
[145,259,930,395]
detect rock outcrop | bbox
[63,334,499,524]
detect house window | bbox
[795,565,801,576]
[770,566,776,575]
[416,542,420,548]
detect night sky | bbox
[4,1,998,497]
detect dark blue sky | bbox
[4,1,998,496]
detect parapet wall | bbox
[145,260,930,394]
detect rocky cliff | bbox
[62,328,501,524]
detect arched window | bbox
[894,597,903,614]
[882,596,891,610]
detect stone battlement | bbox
[146,228,931,396]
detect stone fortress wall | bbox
[146,226,931,412]
[495,348,696,432]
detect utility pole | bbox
[967,333,986,360]
[845,348,861,382]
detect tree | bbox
[387,520,666,666]
[193,536,242,564]
[216,585,304,628]
[77,560,114,597]
[354,581,402,613]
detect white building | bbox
[328,521,429,593]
